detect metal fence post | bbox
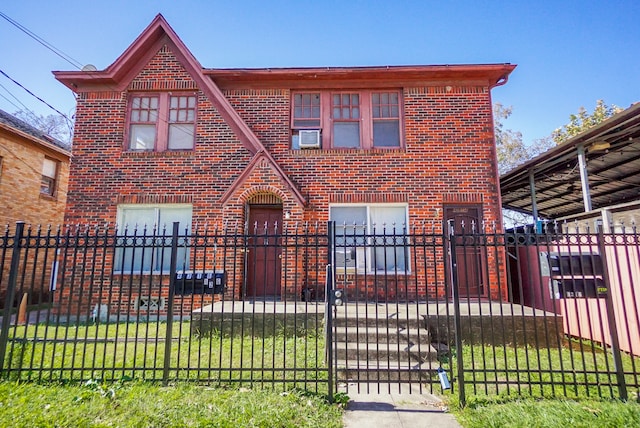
[0,222,24,375]
[162,222,180,385]
[325,220,335,403]
[597,227,627,400]
[447,220,466,406]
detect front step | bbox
[335,341,436,362]
[332,308,441,383]
[333,326,430,344]
[337,360,440,382]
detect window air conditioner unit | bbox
[299,130,321,149]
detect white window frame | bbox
[114,204,192,274]
[330,203,410,274]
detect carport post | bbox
[528,170,539,224]
[577,145,593,212]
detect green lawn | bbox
[0,380,344,428]
[451,395,640,428]
[2,320,328,392]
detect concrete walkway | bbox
[341,383,462,428]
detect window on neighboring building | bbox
[127,94,196,152]
[291,91,402,150]
[330,204,409,273]
[115,204,192,273]
[41,157,58,197]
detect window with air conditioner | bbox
[291,91,402,150]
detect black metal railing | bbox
[1,220,639,404]
[0,221,330,397]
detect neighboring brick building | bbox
[54,15,514,307]
[0,109,70,227]
[0,109,70,307]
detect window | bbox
[41,157,58,196]
[291,91,402,150]
[115,204,192,273]
[330,204,409,273]
[332,93,361,148]
[128,94,196,152]
[372,92,400,147]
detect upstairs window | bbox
[372,92,400,147]
[332,93,361,148]
[291,91,402,150]
[40,157,58,197]
[128,94,196,152]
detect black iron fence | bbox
[1,220,639,404]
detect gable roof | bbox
[54,14,305,205]
[0,109,71,155]
[53,14,263,155]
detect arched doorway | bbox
[245,194,283,299]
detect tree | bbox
[494,104,553,175]
[551,100,622,145]
[12,110,73,146]
[495,104,526,175]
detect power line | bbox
[0,11,83,70]
[0,69,73,125]
[0,82,32,113]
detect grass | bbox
[443,340,640,400]
[450,395,640,428]
[2,320,328,392]
[442,341,640,427]
[0,380,344,428]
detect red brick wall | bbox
[62,43,506,312]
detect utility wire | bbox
[0,69,73,125]
[0,11,196,142]
[0,11,83,70]
[0,82,32,113]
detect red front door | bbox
[444,205,485,298]
[246,206,282,299]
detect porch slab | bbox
[191,300,562,348]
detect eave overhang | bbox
[204,64,515,90]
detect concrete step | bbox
[336,360,441,382]
[333,314,424,329]
[334,341,437,362]
[333,326,430,344]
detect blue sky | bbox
[1,0,639,145]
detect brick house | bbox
[0,110,70,227]
[54,15,514,307]
[0,109,70,306]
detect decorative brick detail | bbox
[330,193,408,203]
[246,193,282,205]
[238,185,288,206]
[406,86,488,95]
[78,92,123,100]
[443,193,484,203]
[116,194,193,204]
[227,89,287,97]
